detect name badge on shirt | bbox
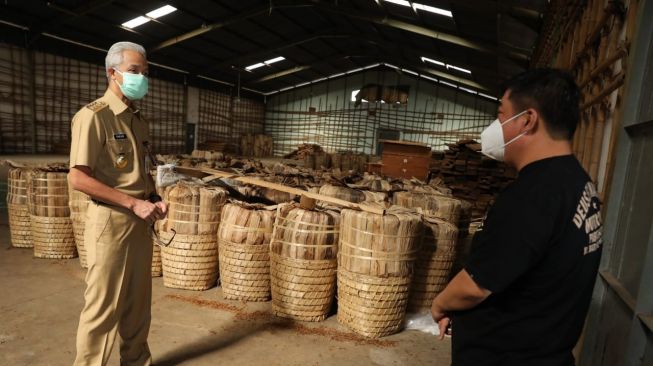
[114,133,127,140]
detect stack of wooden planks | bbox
[429,140,516,219]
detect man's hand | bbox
[132,199,165,224]
[431,299,450,340]
[154,201,168,219]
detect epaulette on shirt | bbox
[85,100,108,113]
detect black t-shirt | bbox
[452,155,603,366]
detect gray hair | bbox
[105,41,147,77]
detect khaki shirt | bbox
[70,90,155,199]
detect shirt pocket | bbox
[106,138,134,170]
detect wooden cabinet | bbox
[376,140,431,180]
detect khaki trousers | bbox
[74,202,152,366]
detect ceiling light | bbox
[421,57,445,67]
[122,4,177,29]
[122,16,150,29]
[439,80,457,88]
[383,0,452,18]
[245,63,266,71]
[412,3,453,17]
[384,0,411,6]
[447,64,472,74]
[422,56,472,75]
[479,93,498,101]
[459,87,478,94]
[245,57,285,71]
[146,5,177,19]
[420,74,438,83]
[264,56,285,64]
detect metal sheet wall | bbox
[0,42,198,155]
[265,69,497,156]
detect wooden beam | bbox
[173,166,386,215]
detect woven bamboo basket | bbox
[393,191,462,224]
[7,168,31,248]
[408,217,459,311]
[270,203,340,321]
[218,201,276,301]
[160,183,227,290]
[453,221,481,275]
[337,207,422,338]
[161,231,219,290]
[162,183,228,235]
[68,184,90,268]
[27,169,76,259]
[150,170,164,277]
[152,240,162,277]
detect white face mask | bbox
[481,110,528,161]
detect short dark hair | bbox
[502,68,580,140]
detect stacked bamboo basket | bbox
[27,168,76,259]
[270,201,340,321]
[337,207,423,338]
[392,191,463,224]
[160,183,228,290]
[68,185,90,268]
[408,217,458,311]
[218,201,276,301]
[150,170,163,277]
[7,168,31,248]
[392,191,466,311]
[452,200,474,274]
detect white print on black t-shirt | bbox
[573,181,602,255]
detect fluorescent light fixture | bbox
[122,4,177,29]
[447,64,472,74]
[412,3,453,17]
[420,74,438,83]
[383,0,452,17]
[294,81,311,88]
[245,62,265,71]
[439,80,457,88]
[146,5,177,18]
[422,56,472,75]
[479,93,498,101]
[459,87,478,94]
[421,57,445,66]
[264,56,285,64]
[384,0,410,6]
[245,56,285,71]
[122,16,150,29]
[329,72,346,79]
[383,63,400,70]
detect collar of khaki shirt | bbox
[103,89,140,117]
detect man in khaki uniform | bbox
[68,41,167,366]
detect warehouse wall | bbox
[264,68,498,156]
[577,0,653,364]
[0,42,265,155]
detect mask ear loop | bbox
[500,110,531,148]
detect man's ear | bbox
[523,108,538,134]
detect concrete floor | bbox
[0,222,451,366]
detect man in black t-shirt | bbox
[431,68,602,366]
